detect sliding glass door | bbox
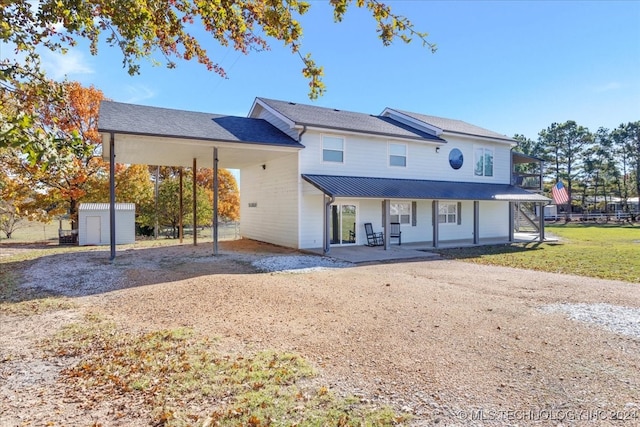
[330,203,357,245]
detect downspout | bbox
[323,194,335,255]
[298,125,307,142]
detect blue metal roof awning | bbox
[302,174,550,202]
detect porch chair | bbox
[389,222,402,245]
[364,222,384,246]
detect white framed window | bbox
[323,136,344,163]
[474,147,494,177]
[391,202,411,224]
[438,203,458,224]
[389,143,407,167]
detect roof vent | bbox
[288,102,296,105]
[333,109,340,112]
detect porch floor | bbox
[308,232,557,264]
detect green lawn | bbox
[437,224,640,283]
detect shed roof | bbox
[302,174,550,202]
[79,203,136,211]
[254,98,445,143]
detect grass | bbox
[45,315,406,426]
[437,223,640,283]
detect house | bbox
[98,98,548,256]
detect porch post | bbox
[193,158,197,246]
[213,147,219,255]
[508,202,514,242]
[538,202,545,242]
[179,168,184,243]
[109,133,116,261]
[432,200,439,248]
[384,199,391,250]
[473,201,480,245]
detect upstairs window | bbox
[389,143,407,167]
[474,147,494,177]
[323,136,344,163]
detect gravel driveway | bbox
[1,239,639,426]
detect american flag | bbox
[552,181,570,205]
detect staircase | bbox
[514,202,540,232]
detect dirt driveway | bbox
[1,240,639,426]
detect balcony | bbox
[512,151,543,192]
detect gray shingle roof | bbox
[302,174,550,202]
[384,109,515,143]
[256,98,445,142]
[98,101,302,147]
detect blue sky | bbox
[15,0,640,141]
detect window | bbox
[438,203,457,224]
[323,136,344,163]
[474,147,494,177]
[391,202,411,224]
[389,143,407,167]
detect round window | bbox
[449,148,464,170]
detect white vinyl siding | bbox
[240,153,300,248]
[322,136,344,163]
[389,143,407,167]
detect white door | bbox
[86,216,101,244]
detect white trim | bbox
[248,98,297,128]
[438,202,458,225]
[300,125,443,145]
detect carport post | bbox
[213,147,219,255]
[508,202,515,242]
[109,133,116,261]
[193,158,197,246]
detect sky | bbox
[6,0,640,141]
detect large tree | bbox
[1,81,105,228]
[611,122,640,199]
[538,121,593,204]
[1,0,434,161]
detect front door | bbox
[330,203,357,245]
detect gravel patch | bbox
[251,255,353,273]
[540,303,640,339]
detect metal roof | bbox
[255,98,445,142]
[99,101,302,148]
[302,174,550,202]
[79,203,136,211]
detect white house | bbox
[98,98,548,255]
[78,203,135,246]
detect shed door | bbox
[86,216,101,244]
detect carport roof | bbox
[302,174,551,202]
[98,101,301,147]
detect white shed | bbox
[78,203,135,246]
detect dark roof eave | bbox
[98,129,305,149]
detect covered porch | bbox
[301,174,551,255]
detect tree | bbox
[0,172,33,239]
[195,168,240,221]
[1,82,106,228]
[538,121,593,206]
[1,1,435,161]
[156,174,212,238]
[612,122,640,198]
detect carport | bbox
[98,101,303,260]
